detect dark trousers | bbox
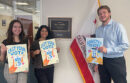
[34,67,54,83]
[98,57,127,83]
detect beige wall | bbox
[0,15,13,43]
[33,19,39,40]
[41,0,130,83]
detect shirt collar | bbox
[101,19,113,27]
[107,19,113,25]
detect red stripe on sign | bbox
[70,39,94,83]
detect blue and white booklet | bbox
[86,38,103,64]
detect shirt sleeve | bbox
[30,40,40,51]
[107,24,129,55]
[2,39,7,46]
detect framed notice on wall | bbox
[48,17,72,38]
[2,19,6,26]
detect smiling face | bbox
[12,22,22,36]
[40,28,48,39]
[98,8,111,24]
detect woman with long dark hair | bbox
[0,19,30,83]
[31,25,60,83]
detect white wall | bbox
[42,0,92,83]
[42,0,130,83]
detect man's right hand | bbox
[94,65,98,72]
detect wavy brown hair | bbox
[6,20,25,44]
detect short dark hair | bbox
[97,5,111,15]
[34,25,53,40]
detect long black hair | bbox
[6,20,25,44]
[34,25,53,40]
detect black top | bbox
[31,40,54,69]
[2,38,28,46]
[2,38,28,63]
